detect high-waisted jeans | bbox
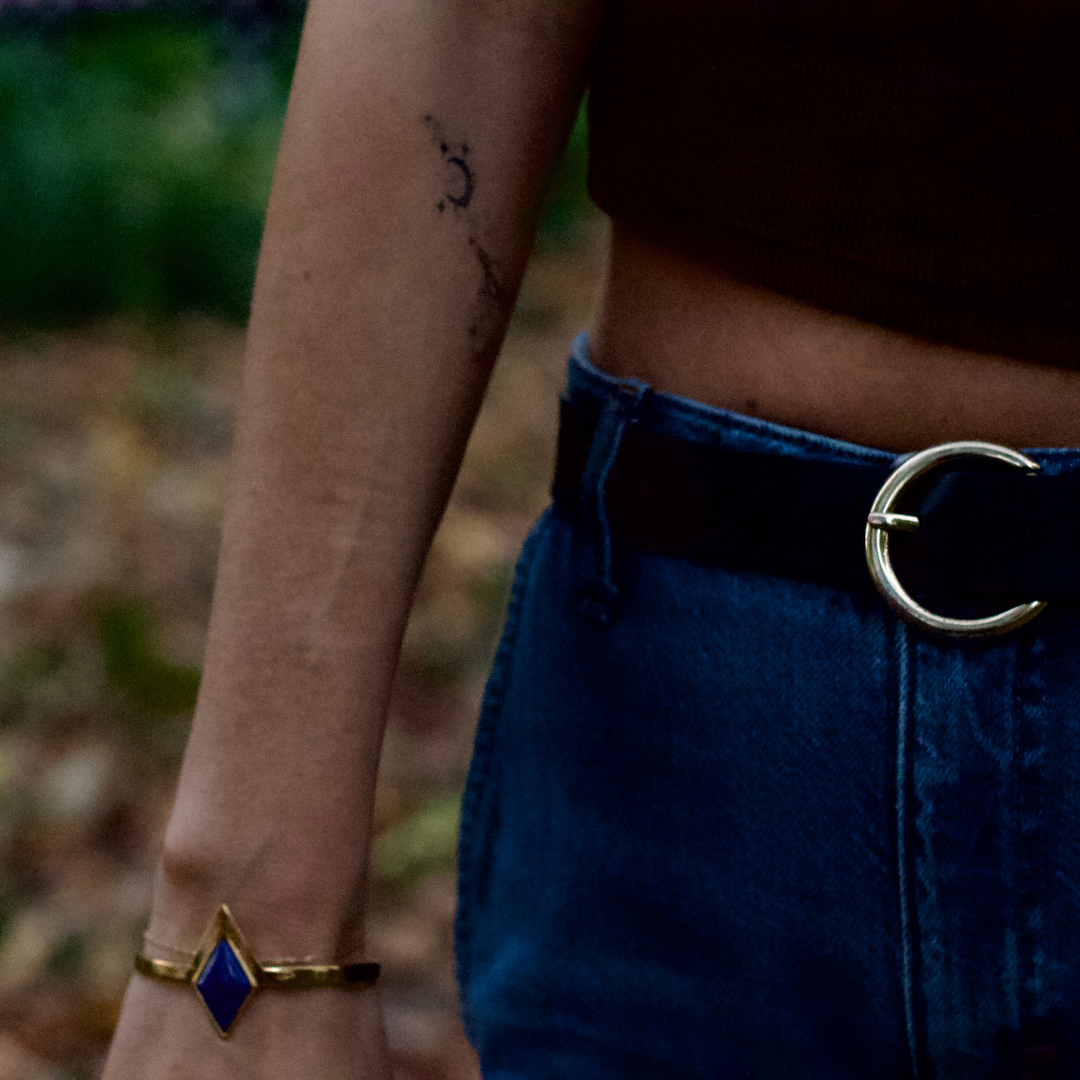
[456,332,1080,1080]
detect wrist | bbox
[149,831,369,963]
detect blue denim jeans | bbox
[456,332,1080,1080]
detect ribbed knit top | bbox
[587,0,1080,366]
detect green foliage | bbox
[537,99,596,249]
[0,882,20,947]
[0,11,297,328]
[96,597,200,716]
[0,643,70,728]
[373,792,461,887]
[47,929,89,980]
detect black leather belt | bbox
[553,399,1080,637]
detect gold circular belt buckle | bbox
[864,440,1047,637]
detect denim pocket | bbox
[455,509,552,1034]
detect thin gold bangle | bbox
[134,906,380,1038]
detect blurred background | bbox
[0,4,604,1077]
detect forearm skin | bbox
[150,0,602,961]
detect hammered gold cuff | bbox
[135,906,379,1038]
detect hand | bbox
[102,972,392,1080]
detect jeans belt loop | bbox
[578,379,650,627]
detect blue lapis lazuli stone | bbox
[195,938,255,1033]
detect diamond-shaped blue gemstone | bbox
[195,938,255,1034]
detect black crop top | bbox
[587,0,1080,367]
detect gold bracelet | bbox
[134,906,380,1038]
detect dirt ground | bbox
[0,224,607,1079]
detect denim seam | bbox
[1015,627,1049,1020]
[643,396,893,464]
[895,621,921,1080]
[1005,643,1022,1034]
[566,338,896,465]
[571,374,893,465]
[456,510,551,1038]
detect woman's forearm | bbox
[149,0,601,961]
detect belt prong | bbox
[867,512,920,532]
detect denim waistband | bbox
[567,330,1080,476]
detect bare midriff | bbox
[590,222,1080,453]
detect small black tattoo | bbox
[424,115,475,211]
[476,246,500,304]
[469,236,512,313]
[445,156,474,208]
[423,116,508,352]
